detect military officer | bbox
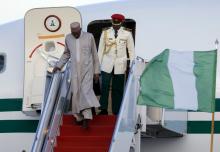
[98,14,135,115]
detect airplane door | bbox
[87,19,136,49]
[87,19,136,95]
[23,7,82,115]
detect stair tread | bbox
[57,136,111,147]
[54,115,116,152]
[57,136,112,140]
[62,124,115,127]
[54,146,108,152]
[57,143,110,148]
[60,126,114,136]
[54,147,108,152]
[60,125,115,129]
[63,115,116,118]
[63,115,117,125]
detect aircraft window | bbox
[44,41,56,52]
[0,54,6,73]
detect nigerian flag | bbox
[137,49,217,112]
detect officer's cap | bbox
[111,14,125,25]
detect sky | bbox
[0,0,116,25]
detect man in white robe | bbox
[53,22,100,129]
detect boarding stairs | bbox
[54,115,116,152]
[31,59,187,152]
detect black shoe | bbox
[92,107,96,116]
[36,110,41,114]
[74,120,83,126]
[98,109,108,115]
[82,119,89,129]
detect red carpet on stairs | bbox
[54,115,117,152]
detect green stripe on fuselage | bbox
[0,99,220,133]
[0,99,22,111]
[0,120,38,133]
[0,99,220,112]
[187,121,220,134]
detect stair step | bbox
[54,115,116,151]
[54,146,108,152]
[60,125,114,136]
[63,115,117,125]
[56,136,112,147]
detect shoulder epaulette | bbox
[102,27,110,31]
[123,27,132,32]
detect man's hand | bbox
[94,74,99,83]
[52,67,61,73]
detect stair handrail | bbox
[109,60,140,152]
[42,62,72,152]
[31,73,62,152]
[31,62,71,152]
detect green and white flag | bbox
[137,49,217,112]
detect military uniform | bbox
[98,26,135,114]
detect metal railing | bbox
[31,62,71,152]
[109,60,141,152]
[43,64,71,152]
[109,58,188,152]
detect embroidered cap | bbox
[70,22,81,31]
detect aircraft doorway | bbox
[87,19,136,48]
[87,19,136,114]
[87,18,136,80]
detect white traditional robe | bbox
[57,31,100,114]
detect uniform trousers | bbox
[99,70,125,115]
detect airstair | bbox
[54,115,116,152]
[31,59,187,152]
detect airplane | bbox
[0,0,220,152]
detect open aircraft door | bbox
[23,7,82,115]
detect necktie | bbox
[114,29,118,38]
[114,30,118,55]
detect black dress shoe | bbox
[82,119,89,129]
[74,120,83,126]
[92,107,96,116]
[98,109,108,115]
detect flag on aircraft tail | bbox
[137,49,217,112]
